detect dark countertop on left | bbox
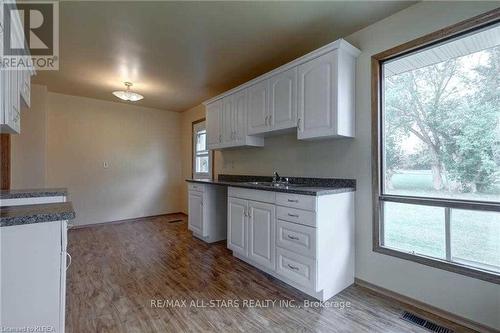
[0,202,76,227]
[0,188,68,199]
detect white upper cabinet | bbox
[247,80,269,135]
[269,67,297,132]
[206,90,263,150]
[231,89,248,145]
[222,96,233,145]
[0,7,33,134]
[298,47,356,139]
[206,100,223,149]
[297,52,336,140]
[204,39,360,144]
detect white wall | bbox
[180,3,500,329]
[11,87,184,225]
[44,92,183,226]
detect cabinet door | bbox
[11,70,20,133]
[188,191,204,235]
[297,51,337,140]
[206,100,222,149]
[248,201,275,271]
[269,67,297,131]
[228,197,247,257]
[0,69,5,125]
[1,221,62,329]
[222,96,233,145]
[247,80,269,135]
[232,89,247,144]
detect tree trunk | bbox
[431,162,444,190]
[386,170,395,190]
[429,146,444,191]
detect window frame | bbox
[372,8,500,285]
[192,118,213,180]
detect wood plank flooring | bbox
[66,214,476,333]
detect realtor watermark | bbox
[0,326,55,332]
[1,0,59,70]
[150,298,352,310]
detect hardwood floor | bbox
[66,214,476,333]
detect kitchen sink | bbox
[243,181,305,188]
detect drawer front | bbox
[188,183,205,192]
[276,193,316,211]
[277,206,316,227]
[277,220,316,258]
[276,247,316,290]
[228,187,275,204]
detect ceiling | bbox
[34,1,416,112]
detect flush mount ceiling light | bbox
[112,82,144,102]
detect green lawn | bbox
[384,170,500,272]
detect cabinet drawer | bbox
[228,187,275,204]
[277,220,316,258]
[276,247,316,290]
[277,206,316,227]
[276,193,316,211]
[188,183,205,192]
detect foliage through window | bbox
[379,23,500,276]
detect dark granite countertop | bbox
[0,188,68,199]
[186,174,355,196]
[0,202,76,227]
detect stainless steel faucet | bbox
[273,171,280,184]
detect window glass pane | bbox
[196,132,206,152]
[383,202,446,259]
[451,209,500,272]
[382,24,500,203]
[196,156,209,173]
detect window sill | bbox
[373,245,500,285]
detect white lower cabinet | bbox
[247,201,275,271]
[227,197,247,256]
[187,182,227,243]
[188,190,204,235]
[227,186,354,301]
[1,220,68,332]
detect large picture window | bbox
[373,13,500,283]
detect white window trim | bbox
[193,120,211,179]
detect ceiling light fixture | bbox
[112,82,144,102]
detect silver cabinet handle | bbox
[287,234,299,240]
[66,252,72,270]
[287,199,299,203]
[297,118,302,131]
[288,213,299,218]
[287,264,299,271]
[265,115,268,126]
[269,114,272,125]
